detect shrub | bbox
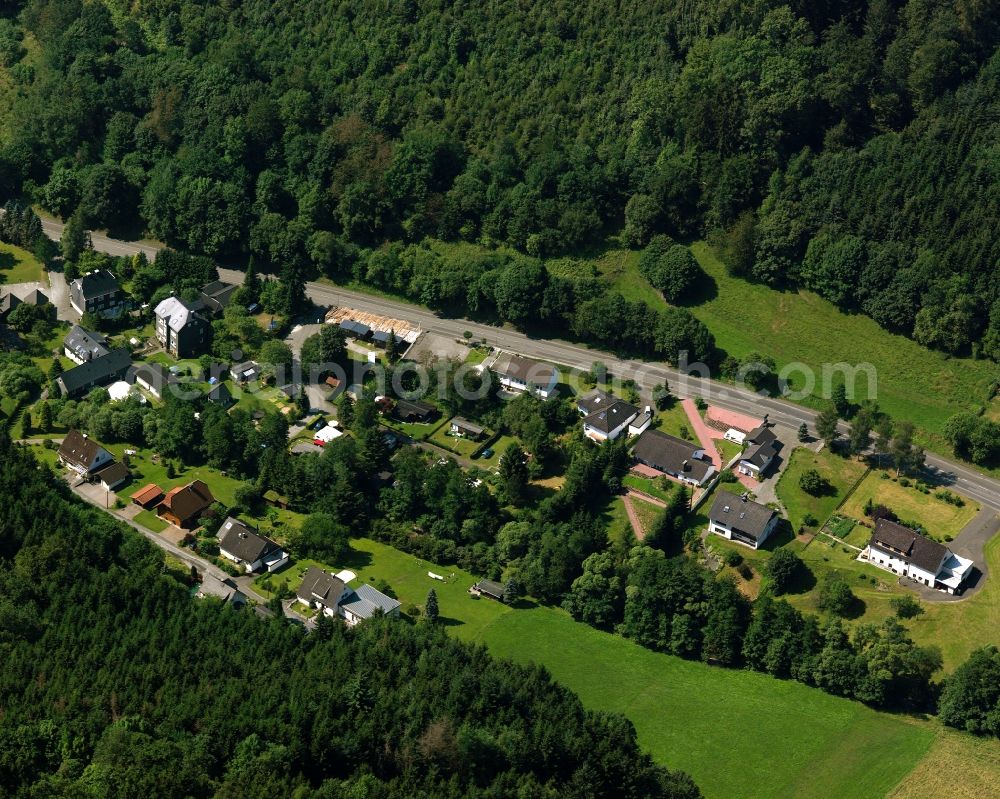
[766,548,803,595]
[723,550,743,567]
[818,575,856,617]
[737,563,753,580]
[899,477,911,487]
[719,468,738,483]
[798,469,829,496]
[890,594,924,619]
[802,513,819,527]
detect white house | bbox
[63,325,109,365]
[134,362,172,400]
[582,399,640,442]
[494,354,559,398]
[217,517,289,574]
[862,518,974,594]
[57,430,114,476]
[707,490,779,549]
[737,425,781,479]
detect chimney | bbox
[682,459,690,471]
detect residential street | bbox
[30,217,1000,510]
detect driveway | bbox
[899,506,999,602]
[45,267,75,322]
[680,399,722,469]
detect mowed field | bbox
[886,727,1000,799]
[685,243,997,445]
[475,607,935,799]
[0,241,46,284]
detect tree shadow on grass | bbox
[782,563,818,595]
[438,616,465,628]
[340,547,374,571]
[675,271,719,307]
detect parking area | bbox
[404,331,471,363]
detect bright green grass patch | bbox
[776,447,868,531]
[255,538,512,641]
[111,445,243,506]
[630,496,662,535]
[623,473,675,503]
[428,422,490,458]
[715,438,743,465]
[472,433,518,468]
[687,242,998,444]
[591,247,663,307]
[840,471,980,541]
[652,403,696,440]
[134,508,168,532]
[0,241,45,285]
[475,607,934,799]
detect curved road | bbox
[36,214,1000,509]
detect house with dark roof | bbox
[450,417,485,439]
[217,517,289,573]
[469,579,505,601]
[69,270,124,318]
[737,425,781,479]
[134,362,173,399]
[392,398,437,423]
[57,430,114,476]
[95,461,131,492]
[708,490,779,549]
[493,354,559,399]
[57,348,132,397]
[154,296,210,358]
[0,292,20,321]
[21,288,48,306]
[230,360,260,383]
[582,398,640,442]
[157,480,215,529]
[863,518,974,594]
[296,566,349,615]
[371,329,403,348]
[199,280,238,315]
[63,325,110,365]
[632,429,716,486]
[207,381,234,408]
[338,319,371,339]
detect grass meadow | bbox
[775,447,869,531]
[0,241,45,284]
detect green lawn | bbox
[255,538,512,641]
[0,241,46,284]
[685,242,998,447]
[716,438,743,466]
[652,402,696,440]
[134,508,168,532]
[109,445,244,507]
[428,421,491,457]
[472,433,518,467]
[623,473,675,503]
[840,471,980,541]
[776,447,868,531]
[474,607,935,799]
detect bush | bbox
[890,594,924,619]
[802,513,819,527]
[723,550,743,567]
[766,548,803,595]
[719,468,738,483]
[737,563,753,580]
[818,575,856,617]
[798,469,829,496]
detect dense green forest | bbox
[0,430,701,798]
[1,0,998,360]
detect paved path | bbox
[22,213,1000,511]
[680,398,722,469]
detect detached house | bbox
[708,490,779,549]
[737,425,781,479]
[297,567,401,624]
[863,519,974,594]
[134,362,173,400]
[57,430,114,476]
[493,354,559,398]
[63,325,110,365]
[157,479,215,529]
[577,389,641,442]
[154,296,209,358]
[199,280,238,315]
[217,517,289,573]
[57,349,132,397]
[632,429,716,486]
[69,270,124,318]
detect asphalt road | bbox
[31,217,1000,509]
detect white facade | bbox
[499,373,557,399]
[135,374,163,399]
[60,446,113,476]
[863,544,940,588]
[220,547,289,574]
[708,516,777,550]
[583,412,636,442]
[628,412,652,437]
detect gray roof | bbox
[198,574,246,604]
[21,289,48,305]
[134,362,171,393]
[709,490,777,540]
[371,329,402,344]
[207,382,233,405]
[231,361,260,380]
[871,519,948,574]
[296,566,345,606]
[58,348,132,395]
[155,296,204,332]
[339,320,371,337]
[632,430,714,483]
[291,441,324,455]
[474,579,505,599]
[576,388,613,416]
[340,583,401,619]
[499,355,559,388]
[64,325,109,362]
[393,398,436,421]
[451,416,485,435]
[199,281,237,313]
[72,270,120,299]
[741,427,780,469]
[95,461,130,488]
[582,399,639,434]
[0,293,20,315]
[218,517,282,563]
